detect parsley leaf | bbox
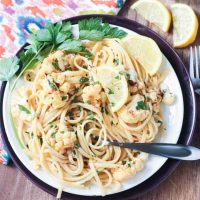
[18,104,31,114]
[0,57,19,81]
[75,143,81,149]
[80,77,89,84]
[107,88,114,95]
[58,39,84,52]
[52,59,60,70]
[61,96,68,101]
[136,101,148,110]
[113,58,119,65]
[47,79,58,90]
[78,17,127,41]
[109,102,115,107]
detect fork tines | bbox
[190,46,200,89]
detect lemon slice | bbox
[96,66,128,112]
[122,35,162,76]
[131,0,171,32]
[171,3,199,48]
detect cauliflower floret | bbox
[51,92,66,109]
[59,82,73,94]
[51,72,65,85]
[82,84,102,107]
[147,91,157,102]
[52,124,77,152]
[118,94,150,124]
[112,165,136,182]
[54,131,76,151]
[162,91,175,105]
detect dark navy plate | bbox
[0,15,196,200]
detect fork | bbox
[189,46,200,95]
[105,141,200,160]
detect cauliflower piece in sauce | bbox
[118,94,150,124]
[112,165,136,182]
[82,84,102,107]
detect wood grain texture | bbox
[0,0,200,199]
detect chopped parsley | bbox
[115,75,121,80]
[157,120,163,125]
[122,160,127,165]
[39,136,43,145]
[109,102,115,107]
[18,104,31,114]
[51,133,56,138]
[30,132,34,138]
[60,130,65,134]
[107,88,114,95]
[61,96,68,101]
[128,163,131,168]
[113,58,119,65]
[88,114,95,120]
[47,79,58,90]
[65,67,72,71]
[136,101,148,110]
[85,52,93,60]
[79,76,89,84]
[119,71,131,80]
[75,143,81,149]
[52,59,60,70]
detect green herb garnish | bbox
[109,102,115,107]
[0,57,19,81]
[30,132,34,138]
[78,18,127,41]
[80,77,89,84]
[39,136,43,145]
[60,130,65,134]
[18,104,31,114]
[113,58,119,65]
[115,75,121,80]
[47,79,58,90]
[52,59,60,70]
[107,88,114,95]
[136,101,148,110]
[65,67,72,71]
[61,96,68,101]
[122,161,127,165]
[51,133,56,138]
[75,143,81,149]
[88,114,95,120]
[0,18,128,90]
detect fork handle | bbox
[192,79,200,89]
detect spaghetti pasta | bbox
[11,38,174,196]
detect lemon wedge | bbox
[171,3,199,48]
[131,0,171,32]
[96,66,128,112]
[122,35,162,76]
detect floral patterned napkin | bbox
[0,0,125,164]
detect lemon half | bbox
[171,3,199,48]
[131,0,171,32]
[96,66,128,112]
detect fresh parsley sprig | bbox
[0,18,128,87]
[78,17,128,41]
[0,57,19,81]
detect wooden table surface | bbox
[0,0,200,200]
